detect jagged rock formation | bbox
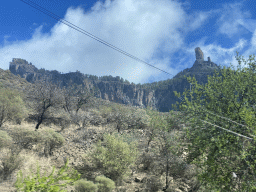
[9,58,38,80]
[153,47,221,111]
[173,47,220,79]
[195,47,204,61]
[192,47,219,69]
[8,48,222,112]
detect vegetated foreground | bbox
[0,100,204,192]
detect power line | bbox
[200,119,253,140]
[20,0,255,141]
[20,0,171,76]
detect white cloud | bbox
[1,0,193,84]
[1,0,256,84]
[215,2,252,38]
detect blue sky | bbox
[0,0,256,85]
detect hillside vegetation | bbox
[0,52,255,192]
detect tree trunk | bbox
[117,124,120,133]
[146,136,152,153]
[165,155,169,191]
[35,111,45,130]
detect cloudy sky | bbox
[0,0,256,85]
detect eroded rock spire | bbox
[195,47,204,62]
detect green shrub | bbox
[108,104,133,132]
[0,87,28,127]
[136,151,155,171]
[83,133,138,183]
[74,178,98,192]
[95,175,115,192]
[0,130,13,149]
[168,156,187,179]
[0,147,24,180]
[142,175,163,191]
[9,127,64,157]
[39,128,65,157]
[128,108,151,130]
[99,106,113,118]
[7,127,44,150]
[14,158,81,192]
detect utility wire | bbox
[20,0,255,141]
[20,0,170,76]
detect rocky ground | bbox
[0,108,201,192]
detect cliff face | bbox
[8,58,158,110]
[96,81,157,108]
[8,48,222,112]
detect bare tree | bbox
[61,80,98,127]
[23,77,64,131]
[62,80,96,115]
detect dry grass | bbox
[0,105,198,192]
[0,120,107,191]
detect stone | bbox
[135,176,144,183]
[195,47,204,61]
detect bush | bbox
[0,147,24,180]
[14,158,81,192]
[136,151,155,171]
[9,127,64,156]
[142,175,163,191]
[128,108,151,130]
[107,104,133,132]
[89,115,106,126]
[168,156,187,179]
[70,109,106,127]
[95,175,115,192]
[39,128,65,157]
[7,127,44,150]
[99,106,113,118]
[82,133,138,183]
[0,87,28,127]
[0,130,13,149]
[69,111,84,127]
[39,111,72,131]
[88,109,106,126]
[74,178,98,192]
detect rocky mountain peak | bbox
[9,58,38,78]
[192,47,218,70]
[173,47,220,80]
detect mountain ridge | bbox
[8,47,222,112]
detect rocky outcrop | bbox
[192,47,219,69]
[8,47,222,112]
[155,47,222,112]
[195,47,204,62]
[9,58,38,79]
